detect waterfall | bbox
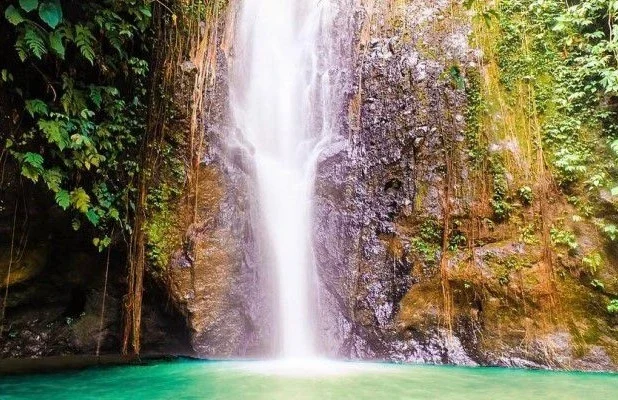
[230,0,338,359]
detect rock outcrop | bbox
[313,0,618,370]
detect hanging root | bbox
[0,201,18,334]
[121,0,228,356]
[96,235,113,357]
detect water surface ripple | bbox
[1,359,617,399]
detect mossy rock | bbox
[0,244,48,288]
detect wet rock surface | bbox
[314,0,468,362]
[164,5,275,358]
[313,0,618,371]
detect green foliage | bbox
[19,0,39,13]
[2,0,153,249]
[550,227,578,252]
[603,223,618,241]
[38,0,62,28]
[448,231,467,251]
[410,218,443,265]
[74,24,95,64]
[519,223,540,245]
[607,299,618,314]
[5,5,25,25]
[464,68,487,164]
[517,186,533,206]
[20,152,44,182]
[483,253,532,286]
[55,190,70,210]
[583,252,603,275]
[23,27,46,58]
[447,65,466,90]
[469,0,618,243]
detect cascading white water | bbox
[230,0,338,359]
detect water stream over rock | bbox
[230,0,339,359]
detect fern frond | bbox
[75,24,95,64]
[15,35,29,61]
[24,27,47,59]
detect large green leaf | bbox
[23,152,44,169]
[19,0,38,12]
[39,0,62,28]
[21,164,40,182]
[49,31,65,58]
[38,119,69,150]
[5,5,25,25]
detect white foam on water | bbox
[225,359,396,377]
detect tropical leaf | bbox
[15,37,28,61]
[85,209,100,226]
[70,187,91,212]
[106,31,125,56]
[140,5,152,18]
[25,99,48,117]
[55,190,70,210]
[1,69,13,82]
[24,27,46,58]
[49,30,65,58]
[43,168,63,192]
[38,119,69,150]
[75,24,95,64]
[39,0,62,28]
[108,207,120,220]
[23,151,44,169]
[5,5,25,25]
[20,152,44,182]
[89,86,102,108]
[19,0,38,12]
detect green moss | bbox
[144,139,187,272]
[488,154,512,222]
[483,252,534,286]
[146,207,181,271]
[464,68,486,166]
